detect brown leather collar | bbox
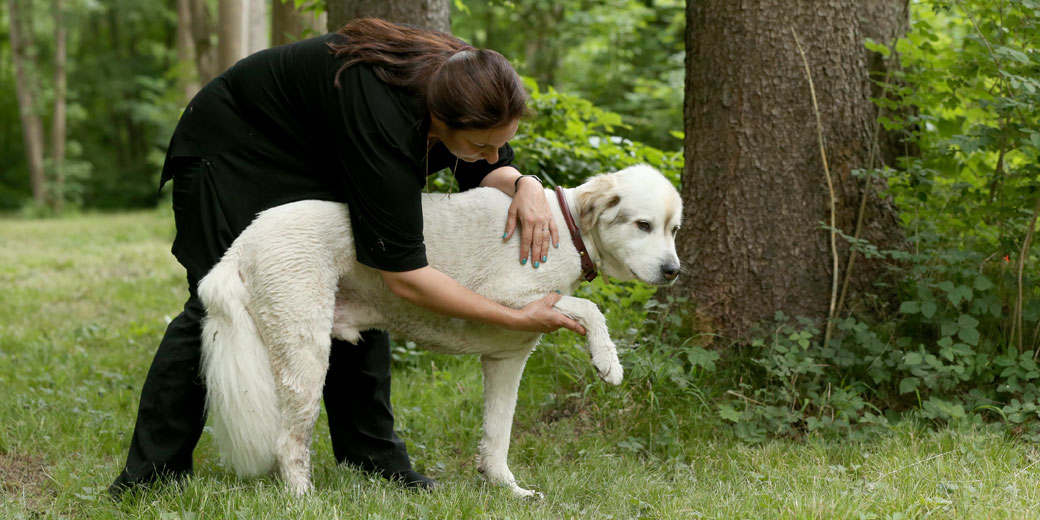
[555,186,598,282]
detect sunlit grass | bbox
[3,210,1040,519]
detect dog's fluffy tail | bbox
[199,256,280,477]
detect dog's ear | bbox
[575,174,621,234]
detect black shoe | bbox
[379,469,439,491]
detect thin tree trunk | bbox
[51,0,67,212]
[246,0,269,54]
[272,0,325,46]
[190,0,218,84]
[218,0,246,72]
[176,0,200,102]
[675,0,903,341]
[7,0,47,206]
[326,0,450,33]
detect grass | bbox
[3,209,1040,519]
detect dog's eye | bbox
[636,220,652,233]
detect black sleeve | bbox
[452,142,516,191]
[334,65,430,272]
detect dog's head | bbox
[573,165,682,286]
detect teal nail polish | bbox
[554,242,559,248]
[533,261,539,268]
[520,257,527,265]
[541,255,547,263]
[554,290,561,294]
[502,233,508,239]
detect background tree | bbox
[218,0,246,71]
[190,0,218,85]
[451,0,684,150]
[50,0,67,212]
[175,0,200,103]
[675,0,906,341]
[326,0,450,33]
[7,0,47,206]
[272,0,325,46]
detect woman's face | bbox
[432,118,519,163]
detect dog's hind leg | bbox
[256,283,337,496]
[552,296,624,385]
[477,351,541,498]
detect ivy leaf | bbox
[904,352,924,365]
[900,301,921,314]
[921,301,938,319]
[899,377,920,394]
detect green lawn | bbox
[3,210,1040,519]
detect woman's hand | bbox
[515,292,586,335]
[504,176,559,268]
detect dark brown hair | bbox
[328,18,528,130]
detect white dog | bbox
[198,164,682,497]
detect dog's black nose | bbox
[661,263,680,280]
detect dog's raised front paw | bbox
[591,344,624,385]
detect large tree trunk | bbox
[272,0,326,46]
[190,0,218,84]
[51,0,67,212]
[7,0,47,206]
[218,0,246,72]
[676,0,904,341]
[326,0,450,33]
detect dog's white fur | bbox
[198,164,682,497]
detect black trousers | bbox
[112,160,411,489]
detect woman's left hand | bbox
[504,176,558,268]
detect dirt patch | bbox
[0,452,50,505]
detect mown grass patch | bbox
[3,210,1040,519]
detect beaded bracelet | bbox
[513,174,542,195]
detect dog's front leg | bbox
[477,351,541,498]
[552,296,623,385]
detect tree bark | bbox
[218,0,246,72]
[675,0,904,341]
[326,0,450,33]
[272,0,325,46]
[7,0,47,206]
[51,0,67,212]
[190,0,218,84]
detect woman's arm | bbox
[480,166,560,268]
[380,266,586,335]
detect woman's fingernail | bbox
[554,242,559,248]
[554,290,561,294]
[533,261,539,268]
[541,255,547,263]
[521,257,527,265]
[502,233,508,239]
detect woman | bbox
[110,18,584,495]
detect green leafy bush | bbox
[511,78,682,188]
